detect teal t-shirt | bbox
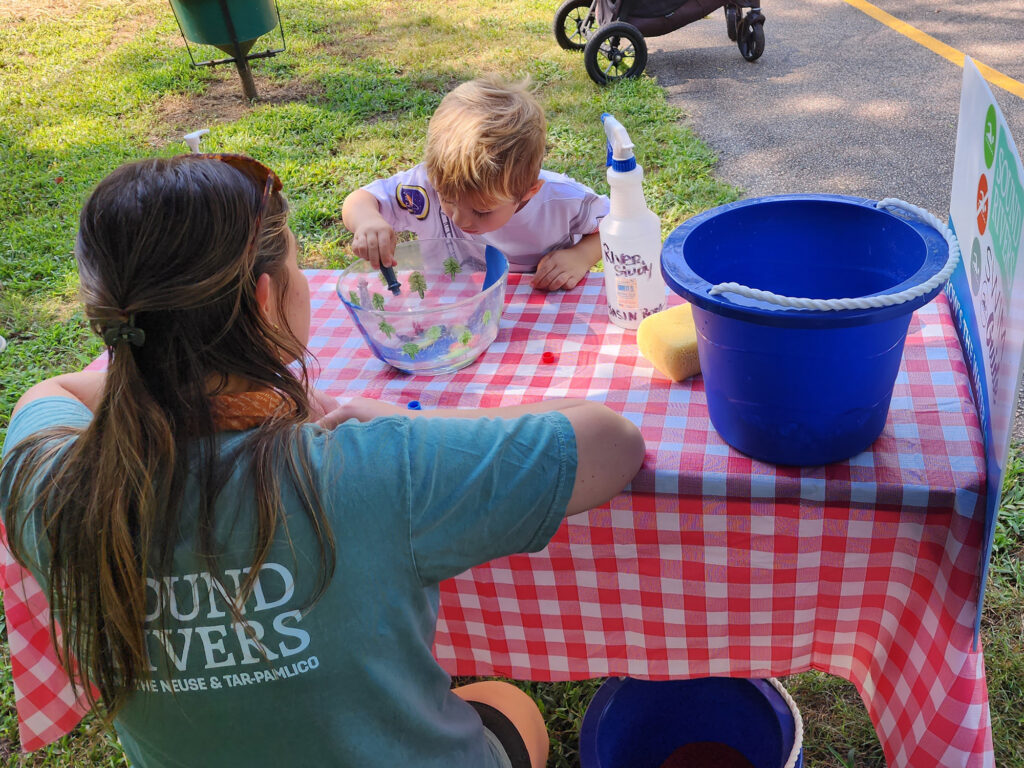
[2,396,578,767]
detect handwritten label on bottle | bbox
[603,243,666,327]
[605,247,655,278]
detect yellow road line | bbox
[842,0,1024,100]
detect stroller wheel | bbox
[725,6,738,42]
[583,21,648,86]
[737,18,765,62]
[554,0,596,51]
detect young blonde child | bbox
[1,155,645,768]
[342,75,609,291]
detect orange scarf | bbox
[209,390,292,432]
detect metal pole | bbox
[216,0,258,101]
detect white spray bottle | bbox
[599,113,666,330]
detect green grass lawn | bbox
[1,1,1022,766]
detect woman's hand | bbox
[317,397,404,428]
[307,387,339,420]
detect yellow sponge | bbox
[637,303,701,382]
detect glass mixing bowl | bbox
[336,239,509,375]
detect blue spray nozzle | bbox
[601,113,637,172]
[380,265,401,295]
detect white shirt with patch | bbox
[362,163,609,273]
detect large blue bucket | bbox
[660,194,952,466]
[579,677,803,768]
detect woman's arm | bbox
[558,398,645,516]
[318,396,646,517]
[13,371,107,416]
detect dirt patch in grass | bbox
[150,74,323,146]
[0,292,82,337]
[6,0,163,66]
[2,0,141,22]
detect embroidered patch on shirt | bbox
[396,185,429,219]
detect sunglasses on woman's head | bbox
[186,153,283,255]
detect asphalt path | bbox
[644,0,1024,219]
[641,0,1024,436]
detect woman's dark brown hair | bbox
[0,156,335,722]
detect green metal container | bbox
[169,0,277,55]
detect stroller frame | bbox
[554,0,766,85]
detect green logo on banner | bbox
[984,105,997,169]
[989,127,1024,291]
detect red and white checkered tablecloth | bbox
[1,271,994,766]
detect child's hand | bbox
[532,247,594,291]
[342,189,398,268]
[352,220,398,269]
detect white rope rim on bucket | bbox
[768,677,804,768]
[707,199,961,311]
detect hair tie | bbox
[102,314,146,347]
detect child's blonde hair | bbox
[425,75,546,206]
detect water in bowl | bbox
[336,239,508,375]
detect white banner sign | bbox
[946,57,1024,639]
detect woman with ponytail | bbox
[1,155,645,768]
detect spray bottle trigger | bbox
[184,129,210,154]
[600,114,637,172]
